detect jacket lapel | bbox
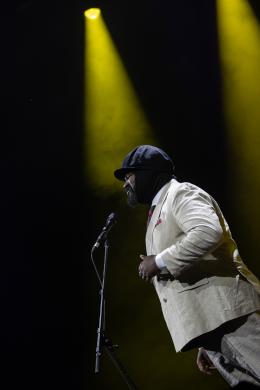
[146,180,173,253]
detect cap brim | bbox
[114,166,156,180]
[114,167,137,181]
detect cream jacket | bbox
[146,179,260,352]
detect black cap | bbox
[114,145,175,181]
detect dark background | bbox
[11,0,260,389]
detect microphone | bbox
[92,212,118,249]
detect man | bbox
[114,144,260,388]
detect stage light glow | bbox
[84,9,155,194]
[217,0,260,243]
[84,8,101,20]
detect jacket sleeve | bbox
[158,184,223,277]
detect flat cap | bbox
[114,145,175,181]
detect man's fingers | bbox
[138,261,144,271]
[138,267,150,282]
[197,348,215,375]
[197,358,213,375]
[138,257,155,282]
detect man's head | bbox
[114,145,175,206]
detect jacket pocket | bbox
[176,277,209,292]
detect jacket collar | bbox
[146,179,175,235]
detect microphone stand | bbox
[92,236,139,390]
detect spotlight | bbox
[84,8,101,20]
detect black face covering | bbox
[134,170,173,205]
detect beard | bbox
[124,183,138,208]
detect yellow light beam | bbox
[84,9,155,194]
[217,0,260,243]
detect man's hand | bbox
[197,348,216,375]
[138,255,160,282]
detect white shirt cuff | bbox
[155,254,167,270]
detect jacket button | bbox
[163,298,167,302]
